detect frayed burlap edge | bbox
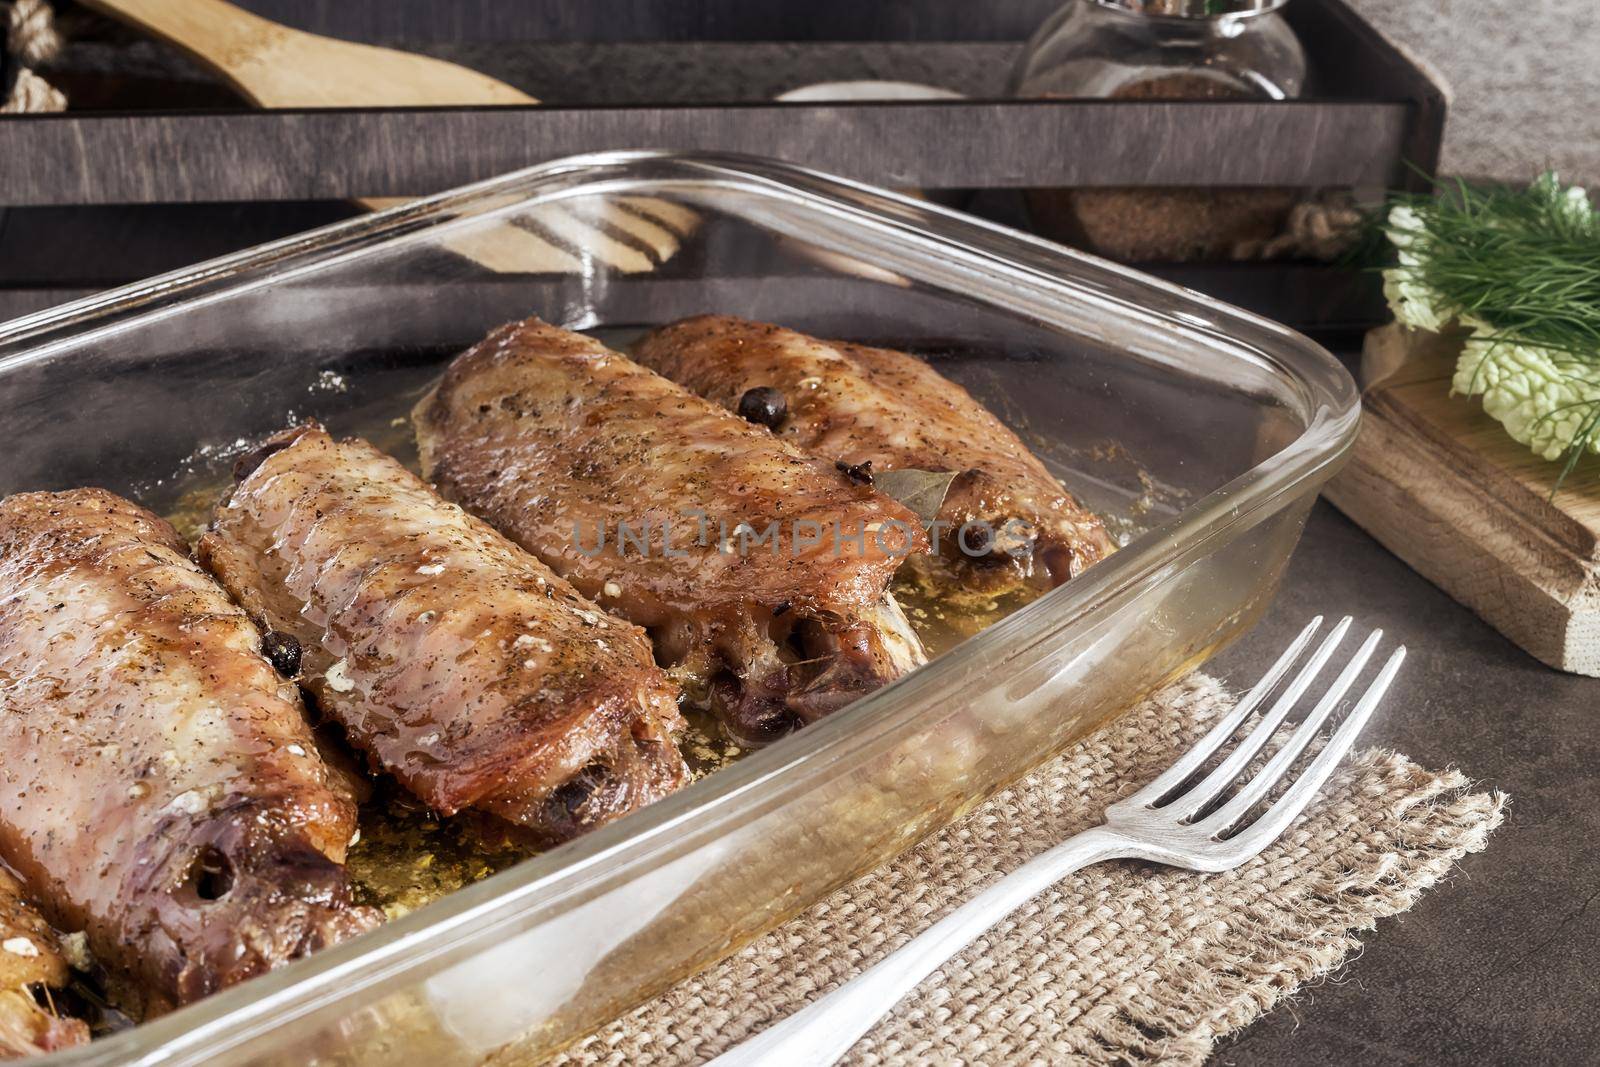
[557,674,1506,1067]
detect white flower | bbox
[1382,204,1452,333]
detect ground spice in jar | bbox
[1027,74,1298,262]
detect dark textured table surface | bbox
[1205,500,1599,1066]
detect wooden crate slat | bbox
[2,100,1410,205]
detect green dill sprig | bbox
[1381,172,1600,484]
[1386,173,1600,355]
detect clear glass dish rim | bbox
[2,150,1360,1065]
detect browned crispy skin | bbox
[0,489,378,1014]
[413,318,929,744]
[198,425,688,842]
[0,870,87,1058]
[633,316,1117,596]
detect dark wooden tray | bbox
[0,0,1438,332]
[2,0,1441,202]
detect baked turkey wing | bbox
[413,318,929,744]
[633,315,1116,597]
[197,424,688,842]
[0,489,378,1013]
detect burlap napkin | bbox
[557,672,1506,1066]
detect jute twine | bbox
[558,673,1505,1066]
[1231,191,1366,262]
[2,0,64,114]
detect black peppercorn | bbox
[958,520,1022,566]
[835,459,874,486]
[262,631,302,677]
[737,386,787,429]
[958,520,998,559]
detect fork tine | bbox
[1220,645,1405,857]
[1161,616,1353,819]
[1193,628,1385,836]
[1122,615,1324,809]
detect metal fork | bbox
[711,616,1404,1067]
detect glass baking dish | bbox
[0,151,1356,1065]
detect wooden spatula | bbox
[80,0,696,273]
[80,0,532,107]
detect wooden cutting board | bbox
[1324,323,1600,675]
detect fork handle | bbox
[708,825,1134,1067]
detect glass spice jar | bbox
[1011,0,1308,263]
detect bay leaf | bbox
[873,468,958,529]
